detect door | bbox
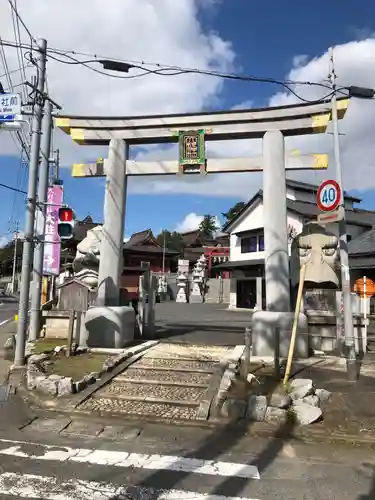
[236,279,257,309]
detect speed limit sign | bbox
[317,180,341,212]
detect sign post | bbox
[354,276,375,351]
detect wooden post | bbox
[66,310,75,358]
[283,264,306,386]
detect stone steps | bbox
[79,343,230,422]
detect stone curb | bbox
[207,345,246,420]
[24,340,160,404]
[244,420,375,447]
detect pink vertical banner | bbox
[43,185,63,275]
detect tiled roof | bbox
[125,229,160,248]
[285,179,361,202]
[287,200,375,227]
[348,229,375,255]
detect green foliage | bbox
[222,201,246,224]
[198,214,218,238]
[156,230,186,253]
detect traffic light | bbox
[57,206,75,240]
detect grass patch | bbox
[34,338,68,354]
[44,352,108,381]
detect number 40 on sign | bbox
[317,179,341,212]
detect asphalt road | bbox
[0,410,374,499]
[0,295,19,325]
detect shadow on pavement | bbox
[155,323,246,346]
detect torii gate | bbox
[56,97,349,348]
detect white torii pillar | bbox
[96,139,128,307]
[263,130,290,312]
[252,130,309,359]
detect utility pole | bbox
[11,221,20,294]
[328,47,357,381]
[29,99,53,342]
[14,38,47,367]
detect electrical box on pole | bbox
[58,207,75,240]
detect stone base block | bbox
[189,293,204,304]
[252,310,309,359]
[83,306,135,349]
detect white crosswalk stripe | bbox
[0,438,261,499]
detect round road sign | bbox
[317,180,341,212]
[354,277,375,298]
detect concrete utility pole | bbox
[329,47,356,381]
[14,38,47,366]
[11,221,20,294]
[29,99,53,342]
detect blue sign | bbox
[0,114,15,122]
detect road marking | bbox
[0,472,261,500]
[0,438,260,479]
[0,316,14,327]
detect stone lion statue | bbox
[73,225,103,287]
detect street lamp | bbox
[98,59,133,73]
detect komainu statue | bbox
[72,225,103,287]
[290,222,340,289]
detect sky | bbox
[0,0,375,244]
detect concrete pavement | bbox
[0,414,374,499]
[0,295,18,326]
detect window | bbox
[241,236,258,253]
[347,235,352,242]
[258,234,264,251]
[240,233,264,253]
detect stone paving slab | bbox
[143,343,230,361]
[26,416,71,434]
[99,425,141,440]
[97,381,207,402]
[136,357,217,371]
[123,367,213,385]
[80,397,199,420]
[61,419,104,437]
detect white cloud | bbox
[175,213,204,232]
[0,236,9,248]
[175,212,221,233]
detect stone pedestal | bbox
[252,310,309,358]
[83,306,135,348]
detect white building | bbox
[218,180,375,309]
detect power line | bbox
[7,0,37,44]
[0,181,27,195]
[0,39,343,102]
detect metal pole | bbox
[162,230,166,274]
[29,99,53,341]
[329,47,357,381]
[14,38,47,366]
[11,222,19,294]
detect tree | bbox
[199,214,218,239]
[222,201,246,224]
[156,230,186,253]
